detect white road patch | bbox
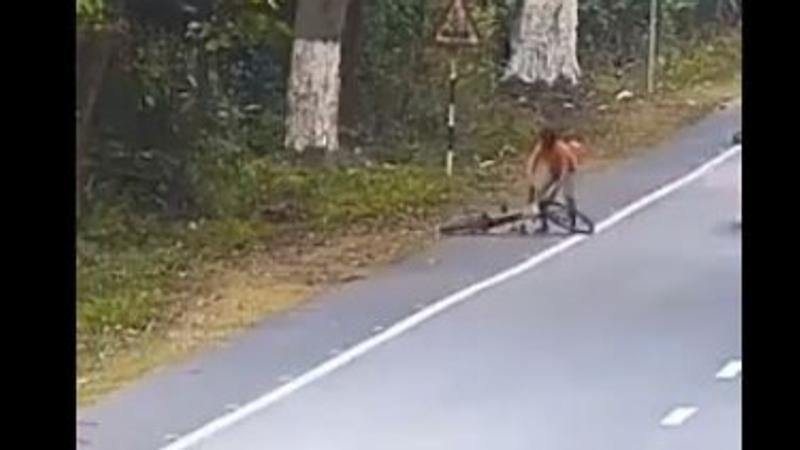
[660,406,699,427]
[715,359,742,380]
[160,145,741,450]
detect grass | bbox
[269,165,463,229]
[77,163,461,399]
[661,33,742,91]
[77,215,273,357]
[77,30,741,406]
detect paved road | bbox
[182,154,741,450]
[78,105,740,450]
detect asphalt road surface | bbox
[78,105,741,450]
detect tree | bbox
[696,0,740,26]
[503,0,581,85]
[284,0,354,155]
[77,0,120,218]
[338,0,363,139]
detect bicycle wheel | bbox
[539,201,595,235]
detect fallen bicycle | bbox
[438,200,595,236]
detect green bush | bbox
[310,166,457,227]
[261,164,459,229]
[662,32,741,89]
[187,138,271,219]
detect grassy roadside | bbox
[77,165,465,404]
[77,32,740,406]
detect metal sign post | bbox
[446,58,458,176]
[435,0,480,177]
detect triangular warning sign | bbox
[435,0,480,47]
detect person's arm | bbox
[568,153,579,173]
[525,142,542,179]
[570,141,588,162]
[556,141,579,175]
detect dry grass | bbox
[586,75,741,161]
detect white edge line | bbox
[161,145,741,450]
[660,406,700,427]
[715,359,742,380]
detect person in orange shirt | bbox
[524,128,587,233]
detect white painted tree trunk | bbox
[503,0,581,85]
[285,38,342,153]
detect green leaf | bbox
[205,39,220,52]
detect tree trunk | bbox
[284,0,352,155]
[338,0,363,140]
[503,0,581,85]
[76,29,116,219]
[284,39,342,153]
[718,0,741,25]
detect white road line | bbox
[160,145,741,450]
[715,359,742,380]
[660,406,699,427]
